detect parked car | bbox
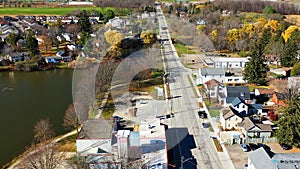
[249,143,259,151]
[111,116,122,122]
[198,110,207,119]
[280,143,292,150]
[202,122,209,128]
[240,144,250,152]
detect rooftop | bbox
[211,57,249,62]
[227,86,250,99]
[200,68,225,76]
[256,88,274,95]
[272,153,300,169]
[77,119,116,139]
[204,79,221,90]
[248,147,278,169]
[139,119,166,139]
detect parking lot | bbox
[225,142,300,169]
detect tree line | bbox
[94,0,155,8]
[214,0,300,15]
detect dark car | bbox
[280,143,292,150]
[198,111,207,119]
[249,143,259,151]
[202,122,209,128]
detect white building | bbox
[197,67,246,85]
[76,119,117,156]
[77,118,168,168]
[204,57,249,68]
[197,68,225,84]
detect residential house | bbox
[44,56,62,64]
[76,119,117,156]
[218,86,251,107]
[272,92,287,106]
[230,97,263,116]
[197,68,225,85]
[248,147,300,169]
[220,107,243,130]
[203,79,222,98]
[6,52,30,62]
[269,67,292,77]
[204,57,249,68]
[197,67,246,85]
[247,148,277,169]
[254,88,274,98]
[238,117,272,138]
[265,54,280,65]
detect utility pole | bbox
[181,156,193,169]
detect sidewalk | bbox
[188,74,235,169]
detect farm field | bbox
[0,7,110,15]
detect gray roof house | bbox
[248,147,300,169]
[238,117,272,138]
[230,97,263,117]
[248,147,277,169]
[226,86,250,104]
[197,68,225,85]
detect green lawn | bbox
[0,7,114,15]
[209,109,220,117]
[174,43,196,56]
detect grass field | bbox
[0,7,113,15]
[174,43,196,56]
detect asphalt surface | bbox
[156,6,225,169]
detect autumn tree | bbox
[276,92,300,148]
[282,25,299,43]
[104,30,125,46]
[39,36,52,53]
[140,30,156,45]
[63,103,80,133]
[33,118,55,143]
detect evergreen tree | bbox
[6,33,21,50]
[104,9,115,23]
[276,93,300,148]
[78,10,92,34]
[281,30,300,67]
[291,62,300,76]
[25,30,39,57]
[243,28,271,84]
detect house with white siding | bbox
[204,57,249,68]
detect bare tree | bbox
[17,143,65,169]
[63,103,80,133]
[33,118,55,143]
[66,154,89,169]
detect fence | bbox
[244,137,277,144]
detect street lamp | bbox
[181,156,193,169]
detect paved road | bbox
[156,6,233,169]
